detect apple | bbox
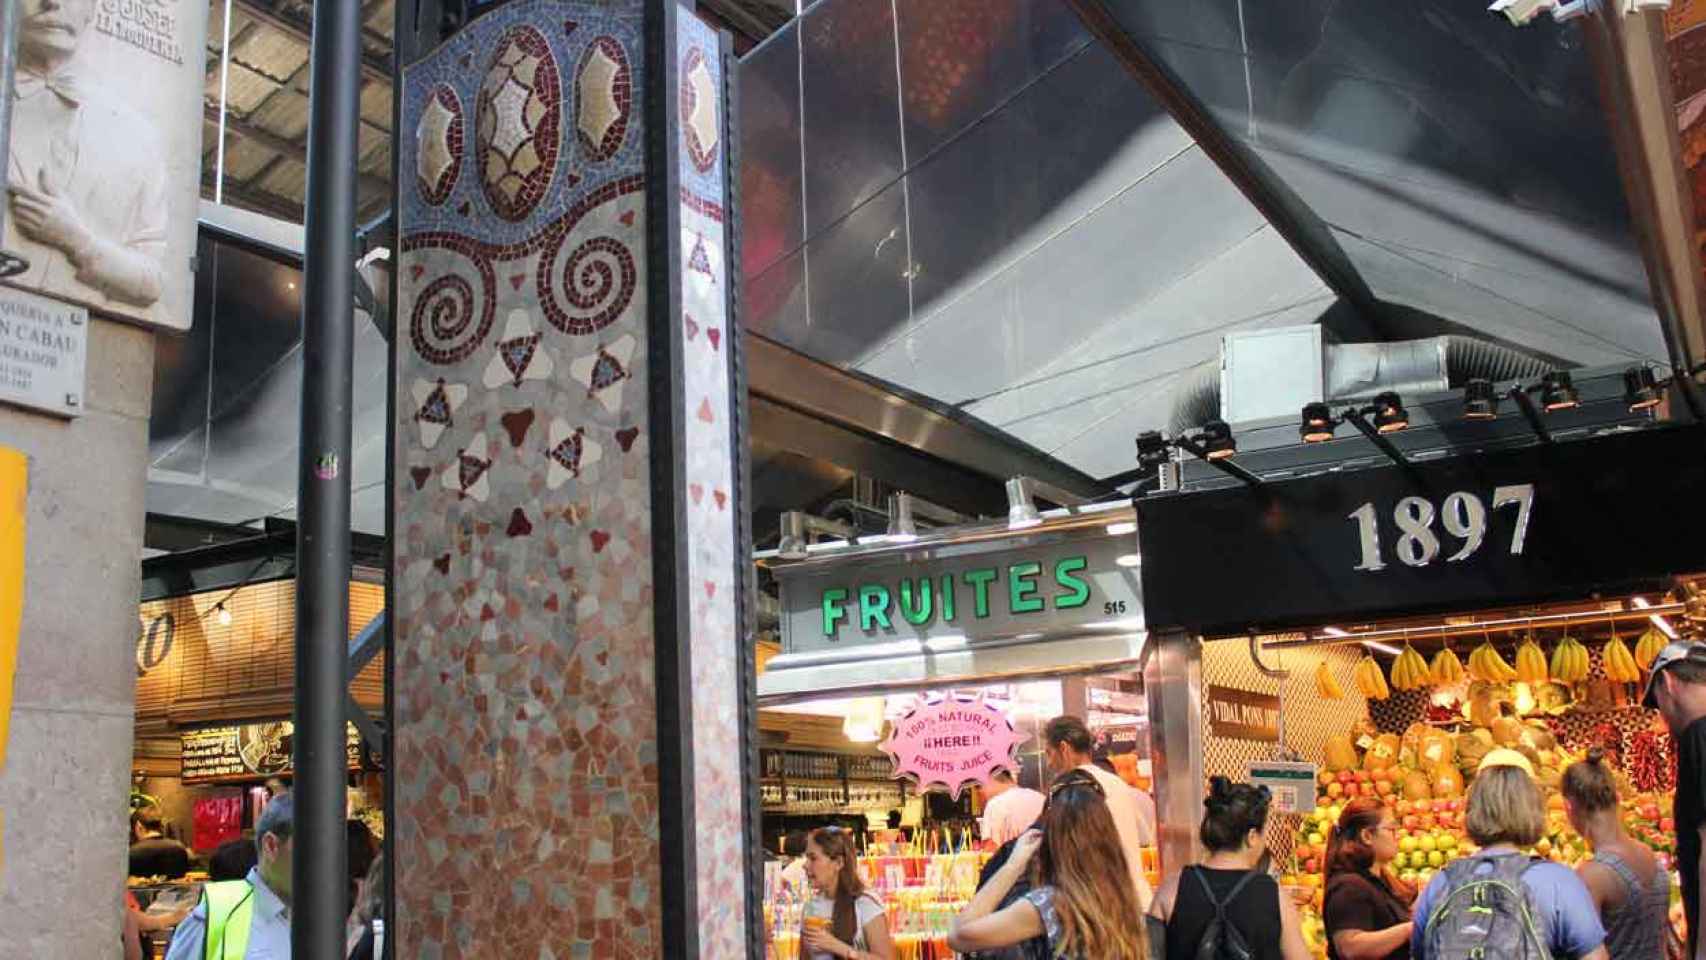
[1427,850,1445,868]
[1338,771,1355,784]
[1640,804,1661,821]
[1662,818,1676,832]
[1319,771,1336,787]
[1396,800,1414,817]
[1328,783,1344,799]
[1356,771,1371,784]
[1391,852,1408,870]
[1419,814,1437,830]
[1329,805,1343,822]
[1404,815,1420,831]
[1308,832,1325,847]
[1305,858,1320,873]
[1419,836,1437,853]
[1400,836,1419,854]
[1415,799,1433,814]
[1375,780,1394,797]
[1344,783,1361,799]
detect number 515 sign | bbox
[1347,484,1534,572]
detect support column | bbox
[1144,629,1204,876]
[389,2,748,956]
[0,320,156,960]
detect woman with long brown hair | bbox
[1321,798,1414,960]
[801,826,896,960]
[947,769,1149,960]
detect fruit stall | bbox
[1263,610,1689,957]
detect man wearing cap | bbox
[1644,640,1706,959]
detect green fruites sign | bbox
[820,556,1092,636]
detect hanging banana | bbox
[1391,644,1430,691]
[1354,656,1390,700]
[1430,645,1465,686]
[1550,636,1590,684]
[1515,636,1549,685]
[1635,627,1668,671]
[1603,632,1640,684]
[1315,660,1345,700]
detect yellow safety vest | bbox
[201,879,255,960]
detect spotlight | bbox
[1135,431,1171,472]
[216,602,232,627]
[1300,402,1336,443]
[1197,420,1236,461]
[1372,392,1409,434]
[1463,378,1499,421]
[1006,477,1042,529]
[1540,371,1579,411]
[886,493,918,542]
[1624,366,1662,412]
[777,511,810,560]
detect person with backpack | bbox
[948,769,1149,960]
[1411,762,1609,960]
[1150,776,1313,960]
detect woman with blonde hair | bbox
[801,826,896,960]
[1411,762,1609,959]
[948,769,1149,960]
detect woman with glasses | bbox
[1151,777,1313,960]
[947,770,1149,960]
[800,826,896,960]
[1322,799,1415,960]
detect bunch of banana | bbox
[1314,660,1344,700]
[1469,641,1518,683]
[1390,644,1431,691]
[1430,644,1465,685]
[1354,656,1391,700]
[1549,635,1590,684]
[1635,627,1669,670]
[1515,636,1550,685]
[1602,632,1641,684]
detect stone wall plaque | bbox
[0,286,85,417]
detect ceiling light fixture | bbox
[1105,520,1137,537]
[1361,640,1402,656]
[1372,391,1409,434]
[1115,553,1141,568]
[1540,371,1579,412]
[886,493,918,542]
[1624,366,1662,412]
[1006,477,1042,530]
[215,602,233,627]
[1463,378,1499,421]
[1197,420,1237,461]
[1300,402,1336,443]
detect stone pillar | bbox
[0,318,155,959]
[391,2,749,955]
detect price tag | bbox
[1246,760,1319,815]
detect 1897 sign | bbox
[1136,427,1706,634]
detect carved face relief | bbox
[18,0,94,59]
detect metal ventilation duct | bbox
[1169,335,1555,433]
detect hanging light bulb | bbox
[216,602,232,627]
[1300,402,1336,443]
[1372,392,1409,434]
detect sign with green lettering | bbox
[776,528,1141,655]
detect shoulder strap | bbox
[1592,851,1643,896]
[1190,866,1260,910]
[201,880,256,960]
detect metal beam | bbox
[204,103,391,197]
[1061,0,1385,335]
[1580,8,1706,372]
[744,332,1109,501]
[233,0,392,85]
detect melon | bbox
[1491,717,1524,746]
[1324,735,1359,773]
[1364,734,1401,772]
[1431,764,1465,799]
[1402,770,1433,801]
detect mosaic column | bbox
[391,2,750,956]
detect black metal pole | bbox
[1508,388,1554,445]
[294,1,361,955]
[1341,409,1413,467]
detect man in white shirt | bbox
[1044,715,1155,909]
[166,792,294,959]
[979,769,1046,846]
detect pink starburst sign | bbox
[881,692,1025,799]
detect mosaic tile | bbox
[418,84,465,207]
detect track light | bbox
[1006,477,1041,529]
[1624,366,1662,412]
[1300,402,1336,443]
[1540,371,1579,412]
[215,602,232,627]
[1135,431,1171,471]
[777,511,809,560]
[1372,392,1409,433]
[1463,378,1499,421]
[1197,420,1236,460]
[886,493,918,541]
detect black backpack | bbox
[1191,867,1258,960]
